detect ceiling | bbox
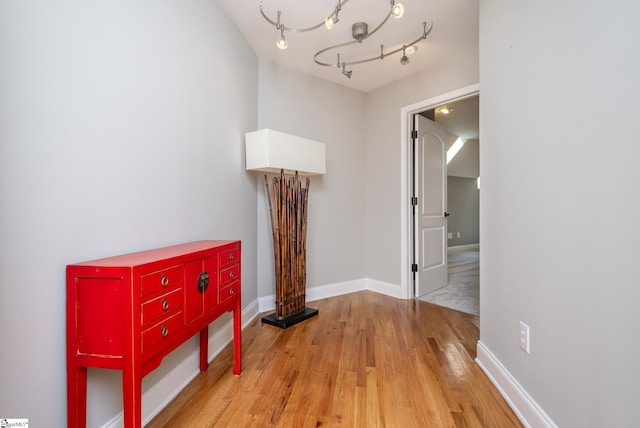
[434,95,479,141]
[217,0,479,93]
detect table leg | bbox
[122,367,142,428]
[199,326,209,372]
[233,300,242,375]
[67,364,87,428]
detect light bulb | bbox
[325,15,334,29]
[276,35,287,49]
[392,3,404,18]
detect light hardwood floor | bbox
[148,291,521,427]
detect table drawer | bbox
[219,282,238,305]
[141,265,183,296]
[219,247,239,269]
[141,311,184,356]
[220,264,240,287]
[141,288,183,327]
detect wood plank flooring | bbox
[147,291,522,427]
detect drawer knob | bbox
[161,275,169,287]
[162,298,169,311]
[229,271,235,279]
[229,288,234,295]
[161,325,169,337]
[229,253,234,260]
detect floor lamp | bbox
[245,129,326,329]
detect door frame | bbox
[400,83,479,299]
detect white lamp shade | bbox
[245,129,326,176]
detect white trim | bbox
[258,278,406,314]
[258,279,368,313]
[476,341,558,428]
[101,413,123,428]
[364,278,404,299]
[448,243,480,251]
[101,300,260,428]
[400,83,480,300]
[307,279,367,302]
[258,295,276,313]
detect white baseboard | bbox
[448,243,480,251]
[365,278,405,299]
[308,278,368,302]
[475,341,557,428]
[258,278,368,313]
[102,413,123,428]
[102,300,260,428]
[257,278,406,313]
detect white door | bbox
[415,114,448,297]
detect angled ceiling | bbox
[435,95,479,141]
[217,0,479,93]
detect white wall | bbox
[364,47,479,286]
[447,176,479,247]
[255,60,367,299]
[479,1,640,426]
[0,1,258,426]
[447,138,479,178]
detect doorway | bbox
[400,85,479,314]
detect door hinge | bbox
[411,129,418,139]
[411,263,418,273]
[411,196,418,206]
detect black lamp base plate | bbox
[261,307,319,329]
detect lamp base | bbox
[261,307,319,329]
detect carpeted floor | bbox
[419,246,479,316]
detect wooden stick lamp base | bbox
[261,171,318,329]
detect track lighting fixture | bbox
[276,27,287,50]
[325,1,342,29]
[391,2,404,18]
[260,0,433,79]
[400,46,409,65]
[342,63,352,79]
[274,11,287,49]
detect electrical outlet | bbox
[457,232,460,238]
[519,321,530,354]
[448,232,453,239]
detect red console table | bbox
[66,240,242,428]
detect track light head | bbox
[391,2,404,18]
[400,46,409,65]
[325,16,335,29]
[276,27,287,49]
[325,2,341,29]
[342,63,352,79]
